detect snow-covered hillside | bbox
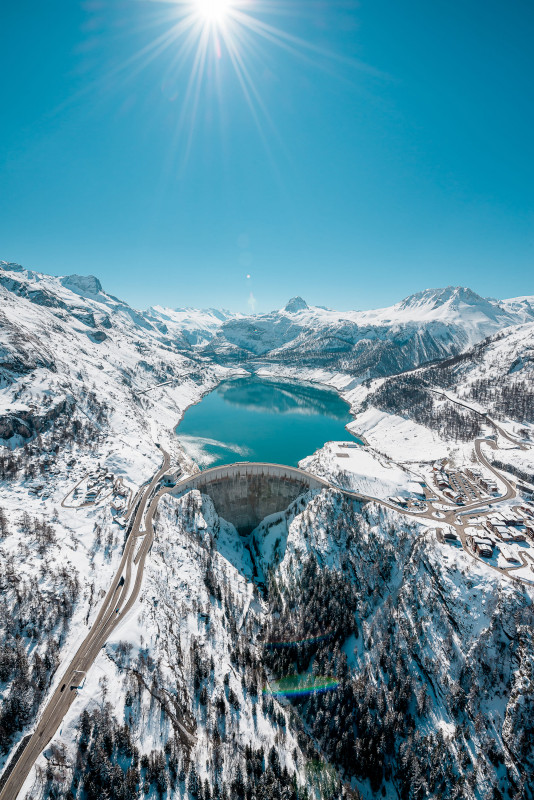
[0,260,239,784]
[19,482,534,800]
[341,321,534,463]
[0,260,242,453]
[1,258,534,800]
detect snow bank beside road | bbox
[301,441,424,500]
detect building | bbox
[485,522,525,542]
[524,521,534,542]
[435,527,458,543]
[499,510,523,526]
[486,517,506,534]
[467,534,493,557]
[498,544,520,564]
[474,538,493,557]
[436,473,449,490]
[162,468,183,488]
[479,476,499,494]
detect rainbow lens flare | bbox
[263,674,339,698]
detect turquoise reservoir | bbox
[176,376,361,469]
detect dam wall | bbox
[172,462,331,535]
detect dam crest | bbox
[171,462,333,535]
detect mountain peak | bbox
[61,274,103,297]
[398,286,486,311]
[0,261,25,273]
[284,296,308,313]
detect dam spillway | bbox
[171,462,331,535]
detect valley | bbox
[1,261,533,800]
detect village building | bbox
[467,533,493,557]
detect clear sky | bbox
[1,0,533,312]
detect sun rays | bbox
[115,1,363,163]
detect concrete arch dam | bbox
[171,462,345,536]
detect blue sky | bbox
[1,0,532,312]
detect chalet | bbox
[489,524,525,543]
[498,544,520,564]
[436,473,449,490]
[486,517,506,534]
[500,510,523,526]
[435,528,456,543]
[466,467,482,481]
[472,537,493,557]
[467,533,493,557]
[487,524,514,541]
[509,529,526,542]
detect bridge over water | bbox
[171,462,368,535]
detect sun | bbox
[124,0,361,169]
[194,0,234,24]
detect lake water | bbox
[176,376,362,469]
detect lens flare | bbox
[263,675,339,698]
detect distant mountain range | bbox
[1,260,533,386]
[202,287,534,377]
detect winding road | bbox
[0,450,173,800]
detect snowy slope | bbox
[145,305,241,346]
[2,258,534,800]
[334,320,534,465]
[204,287,534,378]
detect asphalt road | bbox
[430,388,528,451]
[0,450,172,800]
[330,436,527,582]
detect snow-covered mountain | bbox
[145,305,239,346]
[1,258,534,800]
[3,261,531,380]
[339,319,534,467]
[0,261,239,355]
[204,286,534,378]
[0,260,235,452]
